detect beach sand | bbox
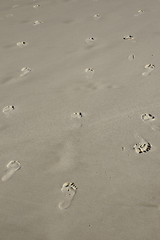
[0,0,160,239]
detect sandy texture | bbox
[0,0,160,239]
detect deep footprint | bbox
[1,161,21,182]
[133,136,151,154]
[142,64,155,76]
[141,113,155,122]
[58,182,77,209]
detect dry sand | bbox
[0,0,160,239]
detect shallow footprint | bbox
[134,10,144,16]
[1,161,21,182]
[85,37,96,48]
[141,113,155,122]
[85,67,95,79]
[20,67,31,77]
[123,35,134,40]
[128,54,135,61]
[142,64,155,76]
[33,20,43,26]
[58,182,77,210]
[133,135,151,154]
[2,105,15,113]
[17,41,28,48]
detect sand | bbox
[0,0,160,239]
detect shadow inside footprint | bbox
[1,161,21,182]
[133,136,151,154]
[58,182,77,210]
[142,64,155,76]
[141,113,155,122]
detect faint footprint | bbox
[33,20,43,26]
[58,182,77,210]
[134,10,144,16]
[17,41,28,48]
[2,105,15,113]
[93,13,101,19]
[85,37,96,47]
[123,35,134,40]
[85,67,95,79]
[133,135,151,154]
[71,112,83,119]
[128,54,135,61]
[141,113,155,122]
[33,4,40,8]
[1,161,21,182]
[20,67,31,77]
[71,112,84,128]
[142,64,155,76]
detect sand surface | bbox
[0,0,160,239]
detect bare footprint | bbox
[58,182,77,210]
[33,4,40,8]
[85,67,95,79]
[141,113,155,122]
[128,54,135,61]
[33,20,43,26]
[123,35,134,40]
[20,67,31,77]
[2,105,15,113]
[17,41,28,48]
[134,10,144,17]
[133,135,151,154]
[93,13,101,19]
[85,37,96,48]
[142,64,155,76]
[1,161,21,182]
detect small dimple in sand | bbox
[133,137,151,154]
[123,35,134,40]
[17,41,28,47]
[58,182,77,210]
[141,113,155,122]
[2,105,15,113]
[20,67,31,77]
[1,161,21,182]
[142,64,155,76]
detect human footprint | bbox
[142,64,155,76]
[1,161,21,182]
[58,182,77,210]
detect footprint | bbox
[58,182,77,210]
[20,67,31,77]
[128,54,135,61]
[71,112,83,119]
[142,64,155,76]
[85,67,95,79]
[1,161,21,182]
[33,20,43,26]
[2,105,15,113]
[123,35,134,40]
[17,41,28,48]
[93,13,101,19]
[134,10,144,17]
[33,4,40,8]
[85,37,96,47]
[141,113,155,122]
[133,136,151,154]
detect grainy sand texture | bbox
[0,0,160,239]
